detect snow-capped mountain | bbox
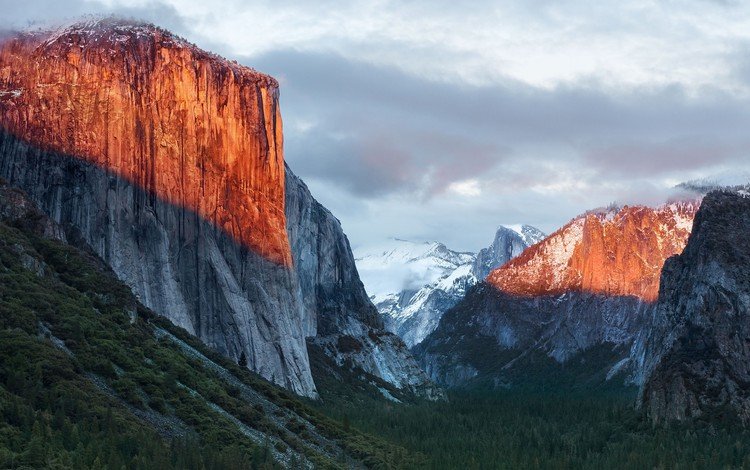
[355,225,545,347]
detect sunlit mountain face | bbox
[0,17,446,401]
[0,17,290,265]
[486,200,701,302]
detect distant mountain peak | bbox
[416,197,699,392]
[356,224,544,347]
[496,224,547,249]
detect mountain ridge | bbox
[634,190,750,423]
[0,179,421,468]
[487,200,699,302]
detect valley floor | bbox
[315,385,750,469]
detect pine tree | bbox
[238,351,247,368]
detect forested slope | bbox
[0,183,418,469]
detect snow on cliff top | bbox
[502,224,546,247]
[13,15,276,87]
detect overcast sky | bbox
[3,0,750,252]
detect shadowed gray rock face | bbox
[635,190,750,423]
[285,168,444,400]
[415,282,648,388]
[386,288,465,349]
[285,166,382,338]
[0,131,441,400]
[0,130,317,397]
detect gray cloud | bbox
[0,0,188,34]
[0,0,97,26]
[287,126,505,198]
[248,49,750,194]
[582,138,747,177]
[239,48,750,249]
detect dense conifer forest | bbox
[313,357,750,469]
[0,204,416,469]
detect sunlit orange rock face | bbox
[487,201,701,302]
[0,18,290,265]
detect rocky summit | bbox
[0,17,289,264]
[487,201,699,302]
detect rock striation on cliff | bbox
[636,190,750,423]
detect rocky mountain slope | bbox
[356,225,544,347]
[0,17,313,396]
[286,170,443,400]
[416,201,700,388]
[635,189,750,424]
[0,181,420,468]
[0,17,436,400]
[356,239,475,348]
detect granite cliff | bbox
[636,190,750,423]
[0,17,289,264]
[487,202,698,302]
[473,224,546,280]
[286,169,443,399]
[0,17,437,399]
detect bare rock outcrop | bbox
[637,190,750,423]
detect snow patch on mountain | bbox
[505,224,546,247]
[355,239,473,305]
[355,226,544,347]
